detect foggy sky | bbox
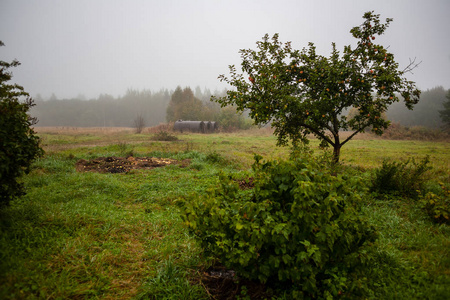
[1,0,449,99]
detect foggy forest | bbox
[31,85,449,130]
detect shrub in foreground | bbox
[183,156,376,298]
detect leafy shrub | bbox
[370,156,432,199]
[420,183,449,224]
[151,130,179,141]
[116,141,134,157]
[0,42,43,207]
[205,151,228,165]
[183,156,376,298]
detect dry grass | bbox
[34,126,135,135]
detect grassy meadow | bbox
[0,127,449,299]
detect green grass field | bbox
[1,127,449,299]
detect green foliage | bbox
[0,149,221,299]
[214,11,420,163]
[217,106,253,131]
[0,129,448,299]
[0,41,44,207]
[370,156,432,199]
[183,156,377,298]
[420,183,450,224]
[151,130,179,141]
[116,141,135,157]
[205,151,227,165]
[166,86,206,122]
[137,257,207,299]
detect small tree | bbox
[217,105,253,131]
[439,89,450,131]
[166,86,205,122]
[214,12,420,163]
[133,113,146,134]
[1,41,43,207]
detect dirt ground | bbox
[76,156,190,173]
[198,265,271,300]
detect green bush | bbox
[0,42,43,207]
[370,156,432,199]
[183,156,376,298]
[151,130,179,141]
[420,183,449,224]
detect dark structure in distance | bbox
[173,120,218,133]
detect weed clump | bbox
[151,131,179,141]
[370,156,432,199]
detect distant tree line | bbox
[32,88,170,127]
[387,86,449,129]
[30,85,448,130]
[31,86,253,130]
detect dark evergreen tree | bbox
[0,41,43,207]
[166,87,205,122]
[439,89,450,131]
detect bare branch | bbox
[402,57,422,74]
[300,122,335,147]
[341,128,364,146]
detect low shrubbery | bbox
[382,122,449,141]
[151,130,179,141]
[370,155,450,225]
[420,182,450,224]
[183,155,377,298]
[370,156,432,199]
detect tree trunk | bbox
[333,144,341,164]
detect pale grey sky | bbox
[1,0,449,99]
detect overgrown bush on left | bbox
[0,41,43,208]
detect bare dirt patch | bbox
[234,177,255,190]
[197,265,271,300]
[76,156,190,173]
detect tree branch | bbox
[341,127,364,146]
[300,122,335,147]
[402,57,422,74]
